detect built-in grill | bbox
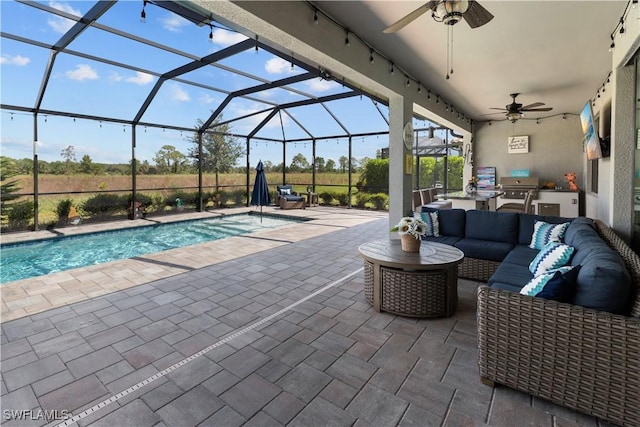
[500,177,539,199]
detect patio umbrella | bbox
[250,160,270,222]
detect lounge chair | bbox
[276,185,305,210]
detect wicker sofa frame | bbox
[476,219,640,427]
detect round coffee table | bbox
[358,239,464,318]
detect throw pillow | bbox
[520,265,581,303]
[529,241,575,277]
[415,211,440,237]
[280,188,291,195]
[529,220,570,250]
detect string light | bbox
[390,62,394,74]
[344,30,350,46]
[369,48,374,64]
[140,0,146,23]
[255,35,259,52]
[209,24,213,43]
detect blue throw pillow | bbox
[415,211,440,237]
[529,220,570,250]
[529,241,575,277]
[520,265,581,303]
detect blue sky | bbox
[0,0,422,168]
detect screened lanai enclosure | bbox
[0,0,463,231]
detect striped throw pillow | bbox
[415,211,440,237]
[529,220,570,250]
[529,241,575,277]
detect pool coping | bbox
[1,206,388,322]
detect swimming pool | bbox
[0,213,304,284]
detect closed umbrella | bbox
[250,160,270,222]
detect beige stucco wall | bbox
[474,115,584,189]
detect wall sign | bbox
[508,135,529,153]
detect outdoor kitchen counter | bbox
[439,190,504,211]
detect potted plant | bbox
[391,216,428,252]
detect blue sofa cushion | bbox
[455,239,514,262]
[423,207,466,237]
[502,245,539,266]
[520,265,581,303]
[465,210,519,244]
[529,220,570,250]
[572,244,632,314]
[489,261,532,288]
[518,214,574,245]
[423,236,461,246]
[529,241,575,277]
[283,195,303,202]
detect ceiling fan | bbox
[383,1,493,79]
[383,0,494,34]
[486,93,553,123]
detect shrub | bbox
[336,193,350,206]
[369,193,389,210]
[83,194,126,216]
[7,200,34,229]
[355,193,369,209]
[230,189,246,206]
[55,199,73,222]
[319,191,334,205]
[357,159,389,193]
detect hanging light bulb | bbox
[209,24,213,43]
[344,30,350,46]
[140,0,147,23]
[313,8,319,24]
[619,18,625,37]
[369,49,374,64]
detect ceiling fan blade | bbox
[463,1,494,29]
[522,107,553,112]
[489,107,507,111]
[383,3,432,33]
[480,111,508,116]
[521,102,545,110]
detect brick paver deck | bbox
[1,207,606,426]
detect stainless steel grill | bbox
[500,177,538,199]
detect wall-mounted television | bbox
[580,100,608,160]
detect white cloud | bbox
[211,29,248,47]
[161,13,190,32]
[65,64,98,81]
[199,94,217,105]
[170,84,190,102]
[265,57,295,75]
[0,54,30,66]
[48,1,81,34]
[125,72,154,85]
[305,78,339,92]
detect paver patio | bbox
[1,207,610,426]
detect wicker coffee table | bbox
[358,239,464,318]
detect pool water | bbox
[0,213,303,284]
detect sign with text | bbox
[508,135,529,153]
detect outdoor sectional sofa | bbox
[419,207,640,427]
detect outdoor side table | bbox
[358,239,464,318]
[303,192,319,207]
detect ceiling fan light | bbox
[436,0,469,25]
[507,112,522,122]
